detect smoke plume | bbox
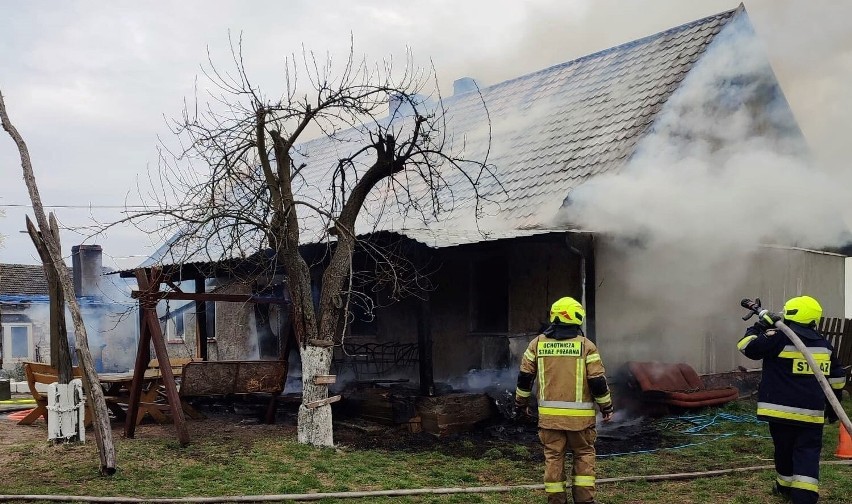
[554,13,850,370]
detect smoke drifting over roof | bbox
[560,12,850,251]
[550,10,850,369]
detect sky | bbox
[1,0,851,272]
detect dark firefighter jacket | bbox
[737,321,847,426]
[515,325,612,430]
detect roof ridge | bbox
[461,6,740,98]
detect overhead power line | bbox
[0,204,151,209]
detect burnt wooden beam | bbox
[417,295,435,396]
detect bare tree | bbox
[116,39,496,446]
[1,90,117,473]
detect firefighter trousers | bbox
[769,422,822,504]
[539,427,597,504]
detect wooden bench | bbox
[179,360,287,424]
[18,362,92,426]
[147,357,198,376]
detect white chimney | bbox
[71,244,103,298]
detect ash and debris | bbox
[184,371,694,462]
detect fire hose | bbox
[2,461,852,502]
[741,298,852,434]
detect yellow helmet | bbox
[783,296,822,326]
[550,297,585,326]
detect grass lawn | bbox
[0,398,850,503]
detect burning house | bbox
[131,4,847,414]
[0,245,138,374]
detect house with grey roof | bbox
[135,5,846,387]
[1,246,139,373]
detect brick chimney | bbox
[71,245,102,297]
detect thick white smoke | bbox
[554,13,850,369]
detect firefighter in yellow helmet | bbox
[737,296,847,504]
[515,297,614,504]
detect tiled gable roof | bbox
[145,7,741,265]
[291,7,737,234]
[0,264,49,296]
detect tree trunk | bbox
[1,90,116,473]
[297,345,334,446]
[26,216,73,383]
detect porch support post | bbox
[583,234,596,343]
[417,295,434,396]
[195,276,208,361]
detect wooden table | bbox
[98,369,175,425]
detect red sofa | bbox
[626,361,740,408]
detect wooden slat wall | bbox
[818,318,852,367]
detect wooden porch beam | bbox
[131,291,289,304]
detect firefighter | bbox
[737,295,847,504]
[515,296,614,504]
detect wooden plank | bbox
[313,375,337,385]
[130,291,289,304]
[305,395,342,409]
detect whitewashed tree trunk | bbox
[297,345,334,446]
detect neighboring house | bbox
[134,6,846,385]
[0,264,50,368]
[0,246,139,373]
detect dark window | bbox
[175,313,185,339]
[206,302,216,340]
[471,255,509,332]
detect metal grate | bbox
[333,342,419,380]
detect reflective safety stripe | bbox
[829,376,847,389]
[576,358,584,401]
[539,400,595,409]
[538,357,547,400]
[776,474,819,493]
[573,475,595,487]
[594,393,611,405]
[524,349,535,361]
[757,402,824,424]
[539,407,597,417]
[737,335,757,351]
[778,346,831,359]
[515,387,531,398]
[586,353,601,364]
[544,481,566,493]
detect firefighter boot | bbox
[546,492,568,504]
